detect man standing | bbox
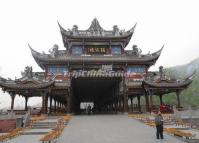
[87,104,91,115]
[155,111,164,139]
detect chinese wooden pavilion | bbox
[0,18,194,114]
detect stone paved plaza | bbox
[58,115,185,143]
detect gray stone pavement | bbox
[58,115,185,143]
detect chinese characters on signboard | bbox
[87,46,106,54]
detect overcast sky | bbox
[0,0,199,108]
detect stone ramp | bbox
[5,135,43,143]
[58,115,185,143]
[6,117,61,143]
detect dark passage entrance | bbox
[71,77,121,114]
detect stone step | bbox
[47,116,62,119]
[31,120,59,129]
[31,125,56,128]
[32,124,56,126]
[32,124,57,126]
[21,131,48,135]
[31,126,56,129]
[32,122,57,124]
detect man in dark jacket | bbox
[155,111,164,139]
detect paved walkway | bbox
[58,115,184,143]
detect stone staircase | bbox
[22,118,59,135]
[31,120,57,129]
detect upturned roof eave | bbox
[30,45,162,67]
[60,30,133,40]
[142,80,192,89]
[0,81,55,91]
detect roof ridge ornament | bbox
[48,44,59,58]
[113,25,120,36]
[126,45,142,56]
[159,66,164,80]
[88,18,104,36]
[132,45,142,56]
[72,25,78,35]
[21,66,33,79]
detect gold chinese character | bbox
[102,48,105,53]
[95,48,99,52]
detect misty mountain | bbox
[167,57,199,78]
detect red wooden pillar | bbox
[137,95,141,112]
[148,89,153,112]
[67,90,72,113]
[123,93,128,112]
[45,95,48,114]
[159,94,163,105]
[145,93,150,112]
[130,97,133,112]
[149,90,153,107]
[118,97,121,112]
[42,93,48,114]
[42,95,45,114]
[176,90,181,107]
[49,95,52,114]
[54,99,57,113]
[25,96,28,111]
[10,93,16,110]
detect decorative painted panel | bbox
[48,66,68,75]
[111,46,121,55]
[72,46,83,54]
[127,67,145,73]
[127,67,145,81]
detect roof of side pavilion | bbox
[142,69,195,95]
[143,79,193,89]
[0,67,54,94]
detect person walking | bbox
[87,104,91,115]
[155,111,164,139]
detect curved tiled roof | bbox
[0,80,54,90]
[58,19,136,39]
[143,79,192,89]
[30,45,163,69]
[58,18,136,49]
[143,70,195,89]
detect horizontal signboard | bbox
[86,45,108,54]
